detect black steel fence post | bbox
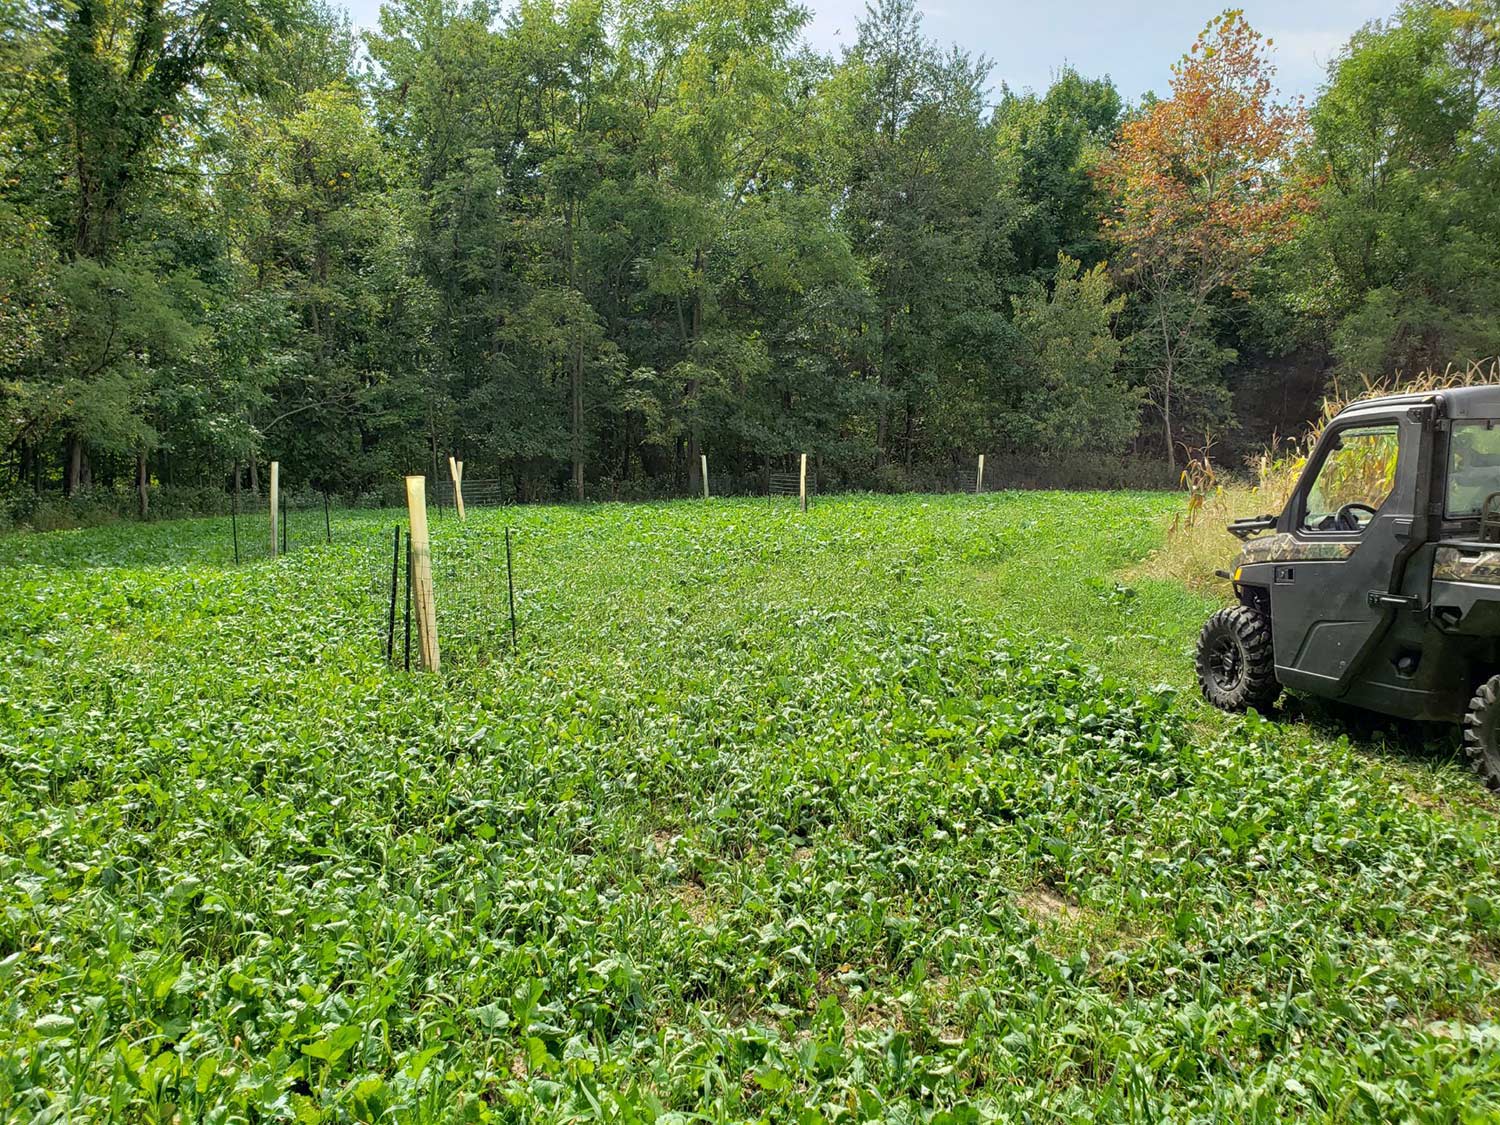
[281,493,288,554]
[386,525,400,665]
[506,526,517,653]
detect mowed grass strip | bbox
[1,492,1497,1122]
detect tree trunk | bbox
[684,247,704,498]
[249,458,260,495]
[1162,361,1176,471]
[566,201,586,502]
[686,431,701,496]
[571,336,586,500]
[875,305,895,468]
[65,436,82,496]
[1156,295,1178,472]
[136,449,148,519]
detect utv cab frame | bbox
[1196,385,1500,787]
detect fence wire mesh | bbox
[378,518,520,671]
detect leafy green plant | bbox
[0,493,1495,1121]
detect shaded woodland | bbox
[2,0,1497,515]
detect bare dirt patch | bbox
[1473,939,1500,979]
[1017,885,1080,925]
[672,881,713,926]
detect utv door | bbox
[1270,411,1425,696]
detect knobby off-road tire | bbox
[1464,676,1500,791]
[1196,606,1281,712]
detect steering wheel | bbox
[1335,502,1378,531]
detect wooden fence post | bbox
[448,456,466,521]
[701,454,709,500]
[976,454,985,495]
[798,452,808,513]
[405,475,441,672]
[268,461,280,558]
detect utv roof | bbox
[1333,384,1500,422]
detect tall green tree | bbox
[60,0,287,259]
[829,0,1016,471]
[370,0,629,498]
[611,0,833,492]
[224,83,433,489]
[3,0,291,497]
[1010,253,1138,454]
[994,68,1121,284]
[1284,0,1500,377]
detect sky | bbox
[339,0,1398,102]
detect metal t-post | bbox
[506,527,517,653]
[386,525,400,664]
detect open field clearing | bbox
[2,493,1499,1122]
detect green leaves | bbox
[1292,1,1500,379]
[32,1014,76,1038]
[467,1003,510,1032]
[1010,254,1140,455]
[0,493,1498,1120]
[301,1025,361,1062]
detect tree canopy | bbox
[2,0,1497,511]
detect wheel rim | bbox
[1210,634,1245,690]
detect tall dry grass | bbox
[1136,359,1499,594]
[1134,477,1270,594]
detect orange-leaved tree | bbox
[1100,9,1314,468]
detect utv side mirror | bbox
[1228,515,1277,540]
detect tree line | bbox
[1,0,1496,514]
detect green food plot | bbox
[0,493,1497,1122]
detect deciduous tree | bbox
[1101,9,1312,466]
[1010,254,1139,454]
[1283,0,1500,377]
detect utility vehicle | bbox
[1196,385,1500,788]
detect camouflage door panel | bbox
[1435,546,1500,585]
[1237,533,1358,567]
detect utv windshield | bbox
[1448,421,1500,517]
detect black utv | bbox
[1196,385,1500,787]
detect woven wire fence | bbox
[227,487,336,563]
[432,479,509,510]
[378,518,520,672]
[767,471,811,499]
